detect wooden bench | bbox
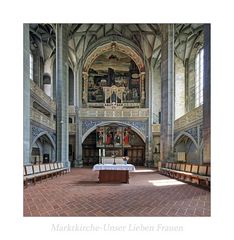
[23,162,69,187]
[160,162,210,188]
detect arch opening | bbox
[174,134,199,164]
[82,125,145,166]
[31,133,55,164]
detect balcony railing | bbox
[31,108,55,130]
[174,105,203,131]
[79,108,149,119]
[31,108,77,133]
[30,80,56,112]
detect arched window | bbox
[30,53,33,80]
[195,49,204,107]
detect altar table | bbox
[92,164,135,183]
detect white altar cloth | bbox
[92,164,135,172]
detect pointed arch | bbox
[31,131,56,151]
[82,121,146,143]
[174,131,198,149]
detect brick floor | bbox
[23,167,211,217]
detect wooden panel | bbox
[98,170,129,183]
[82,145,99,165]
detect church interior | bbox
[23,23,211,217]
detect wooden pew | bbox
[160,162,210,188]
[23,162,70,187]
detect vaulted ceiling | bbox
[29,24,204,69]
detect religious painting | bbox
[96,127,104,147]
[105,126,115,147]
[114,127,123,147]
[123,127,131,147]
[96,126,131,148]
[87,50,141,105]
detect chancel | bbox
[23,23,210,216]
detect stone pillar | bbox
[160,24,175,162]
[203,24,211,163]
[56,24,70,168]
[74,67,83,167]
[23,24,31,165]
[82,72,88,106]
[140,72,145,107]
[146,67,153,166]
[75,109,83,167]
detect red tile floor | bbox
[23,167,210,217]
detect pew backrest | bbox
[198,165,207,175]
[33,165,40,174]
[185,164,192,172]
[176,163,180,170]
[180,164,185,171]
[25,165,33,175]
[191,165,199,174]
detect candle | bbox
[103,149,105,157]
[99,149,101,156]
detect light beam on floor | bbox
[134,169,156,173]
[148,179,186,186]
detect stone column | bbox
[203,24,211,163]
[56,24,70,168]
[23,24,31,165]
[75,109,83,167]
[82,72,88,106]
[74,67,83,167]
[146,67,153,166]
[160,24,175,162]
[140,72,145,107]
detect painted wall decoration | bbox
[86,50,141,106]
[31,125,56,145]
